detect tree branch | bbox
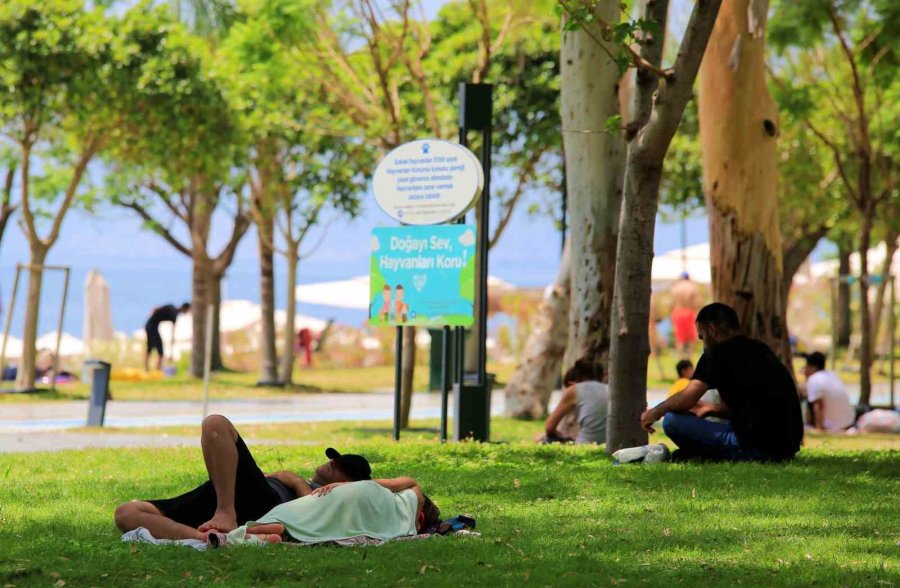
[489,148,543,249]
[826,2,870,157]
[44,134,103,248]
[638,0,722,161]
[121,199,193,257]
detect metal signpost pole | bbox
[441,325,451,441]
[889,276,895,408]
[393,326,403,441]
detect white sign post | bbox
[372,139,483,226]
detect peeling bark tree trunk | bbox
[699,0,790,363]
[837,245,852,346]
[16,246,47,391]
[280,248,299,386]
[561,0,625,376]
[256,212,279,384]
[399,325,416,428]
[503,243,571,418]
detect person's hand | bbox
[311,482,348,497]
[690,402,716,419]
[640,407,660,434]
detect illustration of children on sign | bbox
[378,284,392,321]
[394,284,409,322]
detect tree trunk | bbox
[208,272,224,371]
[837,245,852,346]
[16,246,47,391]
[256,212,279,384]
[606,0,720,453]
[781,225,830,303]
[857,210,875,405]
[190,255,212,378]
[699,0,790,363]
[399,325,416,428]
[608,159,664,452]
[503,242,571,418]
[280,248,299,386]
[560,0,625,376]
[870,232,898,349]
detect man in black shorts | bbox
[144,302,190,371]
[114,415,372,540]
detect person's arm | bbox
[690,400,732,419]
[311,476,420,496]
[640,379,709,433]
[811,399,825,430]
[543,386,578,439]
[266,471,314,497]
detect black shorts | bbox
[145,324,163,356]
[148,437,284,529]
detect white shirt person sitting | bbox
[801,352,855,432]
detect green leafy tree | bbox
[106,4,247,378]
[769,0,899,404]
[218,0,369,385]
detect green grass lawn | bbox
[1,419,898,587]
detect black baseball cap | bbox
[325,448,372,481]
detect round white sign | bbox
[372,139,484,226]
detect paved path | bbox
[0,432,302,453]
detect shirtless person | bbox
[669,273,702,357]
[114,415,372,540]
[394,284,409,322]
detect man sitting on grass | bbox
[114,414,372,540]
[801,351,855,432]
[639,303,803,462]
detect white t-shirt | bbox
[806,370,855,432]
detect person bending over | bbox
[640,303,803,462]
[144,302,190,371]
[115,414,372,540]
[540,359,608,444]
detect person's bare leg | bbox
[247,523,284,543]
[156,352,164,371]
[198,414,240,532]
[115,500,202,541]
[144,352,150,372]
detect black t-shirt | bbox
[692,336,803,458]
[147,304,180,327]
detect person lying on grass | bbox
[639,303,803,462]
[115,414,373,540]
[208,477,442,546]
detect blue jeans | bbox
[662,412,771,462]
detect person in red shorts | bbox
[669,272,701,357]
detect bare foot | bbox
[199,511,238,533]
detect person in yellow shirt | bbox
[668,359,694,397]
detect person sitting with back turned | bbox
[539,359,608,445]
[640,303,803,462]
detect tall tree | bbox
[0,1,231,388]
[605,0,723,452]
[108,5,246,378]
[218,0,367,385]
[558,0,627,379]
[698,0,789,362]
[769,0,899,403]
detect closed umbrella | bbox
[83,269,113,344]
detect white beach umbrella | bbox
[0,334,23,359]
[36,332,85,358]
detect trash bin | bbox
[84,360,111,427]
[453,372,495,442]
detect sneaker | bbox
[612,443,671,464]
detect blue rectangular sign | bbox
[369,225,476,327]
